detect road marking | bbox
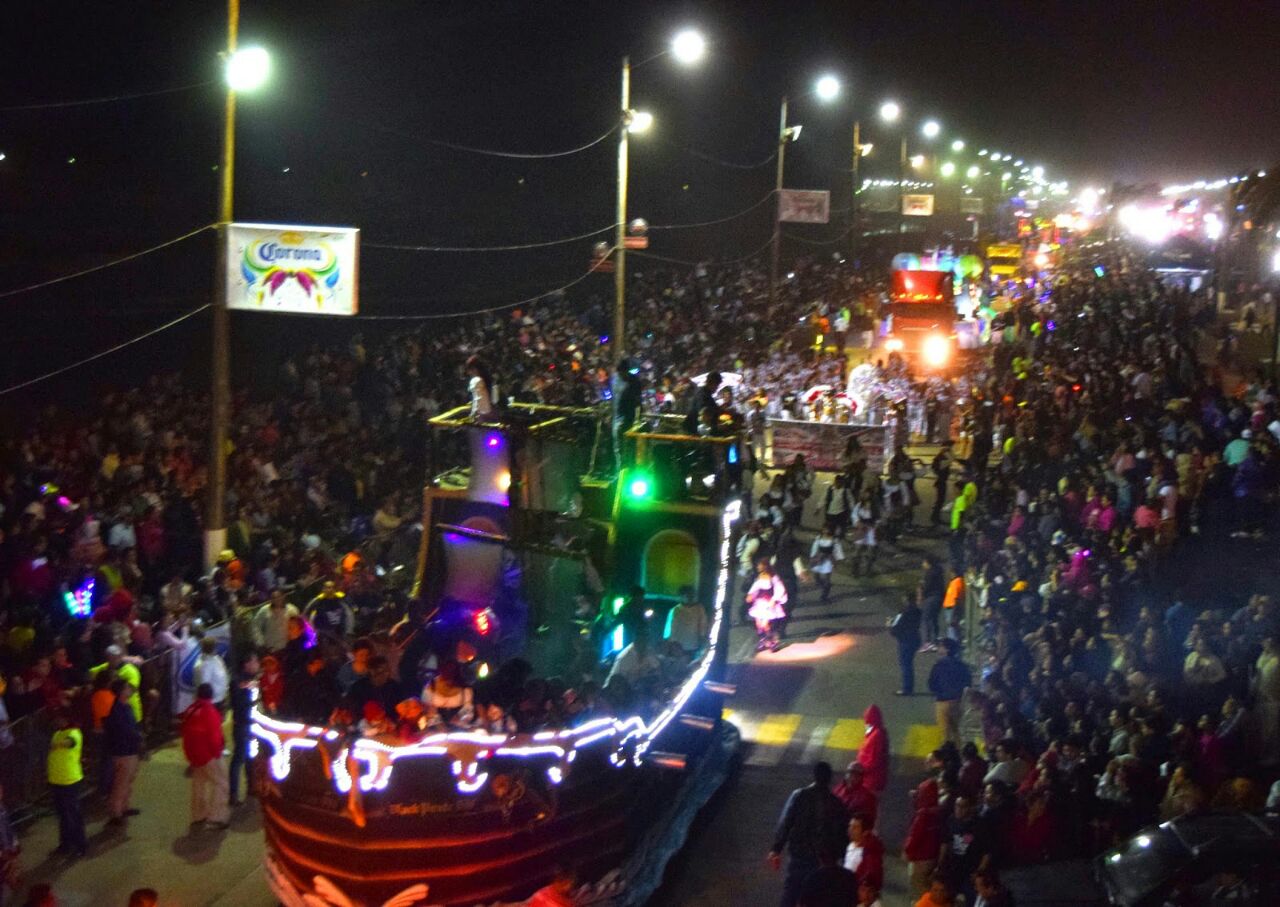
[755,713,803,747]
[825,718,866,750]
[800,719,836,764]
[903,722,945,756]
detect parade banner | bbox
[902,194,935,216]
[767,419,887,473]
[778,189,831,224]
[227,223,360,316]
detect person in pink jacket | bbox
[857,704,890,794]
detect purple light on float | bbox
[485,433,502,449]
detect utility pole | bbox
[206,0,239,568]
[613,56,630,363]
[850,120,861,259]
[769,96,789,308]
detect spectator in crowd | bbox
[228,651,258,807]
[797,845,857,907]
[255,589,299,654]
[833,762,878,830]
[46,711,87,859]
[667,586,709,659]
[0,783,16,906]
[192,637,229,710]
[842,813,884,892]
[181,682,229,831]
[103,677,142,828]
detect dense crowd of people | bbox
[3,236,1280,905]
[769,251,1280,907]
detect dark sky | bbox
[0,0,1277,314]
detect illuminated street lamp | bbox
[1031,164,1045,180]
[815,74,841,102]
[950,139,965,152]
[670,29,706,64]
[909,154,926,169]
[879,100,900,123]
[921,119,941,139]
[940,161,956,177]
[966,164,981,179]
[614,28,705,360]
[208,4,270,566]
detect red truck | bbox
[883,269,956,369]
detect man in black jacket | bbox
[768,761,848,907]
[890,594,923,696]
[104,678,142,827]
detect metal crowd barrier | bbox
[2,631,211,823]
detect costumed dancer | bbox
[745,559,788,653]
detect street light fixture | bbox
[627,110,654,134]
[1031,165,1045,180]
[225,45,270,91]
[909,154,926,168]
[966,164,981,179]
[670,29,706,64]
[940,161,956,177]
[879,100,900,123]
[815,74,841,102]
[921,119,941,139]
[950,139,965,152]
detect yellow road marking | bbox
[825,719,866,750]
[755,713,803,746]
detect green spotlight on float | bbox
[627,473,654,501]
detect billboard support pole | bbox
[206,0,238,569]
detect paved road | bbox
[654,462,951,907]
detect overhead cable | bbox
[356,117,619,160]
[658,138,777,170]
[0,81,214,112]
[342,252,618,321]
[0,305,211,397]
[630,234,775,268]
[0,225,213,300]
[648,189,777,230]
[365,222,616,253]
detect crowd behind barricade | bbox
[0,252,898,902]
[767,253,1280,907]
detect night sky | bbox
[0,0,1276,342]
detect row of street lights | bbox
[201,16,1051,560]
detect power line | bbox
[338,252,617,321]
[0,225,213,301]
[657,138,777,170]
[631,233,775,268]
[355,116,619,160]
[0,80,213,112]
[365,222,615,253]
[782,224,856,246]
[0,305,211,397]
[648,189,777,230]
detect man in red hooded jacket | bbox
[181,683,229,830]
[856,704,890,794]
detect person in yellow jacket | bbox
[48,711,87,857]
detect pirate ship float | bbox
[252,404,741,906]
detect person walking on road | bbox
[918,555,946,650]
[928,639,972,746]
[809,526,844,604]
[103,678,142,828]
[890,595,923,695]
[47,711,87,858]
[857,705,890,795]
[768,761,848,907]
[181,683,229,831]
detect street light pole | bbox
[613,56,630,364]
[850,120,861,259]
[206,0,239,568]
[898,134,907,233]
[769,95,788,308]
